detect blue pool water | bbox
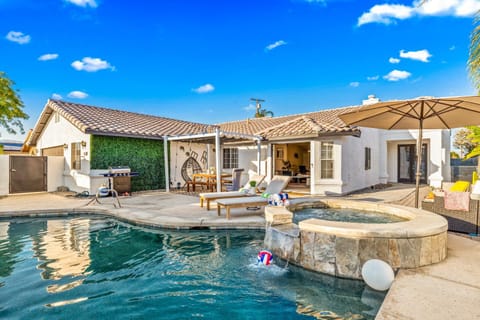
[0,216,385,319]
[294,207,407,224]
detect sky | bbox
[1,0,479,141]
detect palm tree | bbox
[255,108,274,118]
[251,98,274,118]
[469,14,480,92]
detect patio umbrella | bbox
[339,95,480,208]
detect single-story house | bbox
[1,96,451,196]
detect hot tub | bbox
[264,198,448,279]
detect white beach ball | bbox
[361,259,395,291]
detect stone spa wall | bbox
[264,199,448,279]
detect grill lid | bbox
[108,166,131,174]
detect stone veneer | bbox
[264,199,448,279]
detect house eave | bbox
[265,131,360,142]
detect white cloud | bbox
[367,75,380,81]
[244,104,256,111]
[5,31,31,44]
[192,83,215,94]
[266,40,287,51]
[71,57,114,72]
[415,0,480,17]
[400,49,432,62]
[65,0,98,8]
[349,82,360,87]
[358,0,480,26]
[51,93,63,100]
[389,57,400,64]
[383,70,412,81]
[358,4,413,26]
[38,53,59,61]
[449,45,456,51]
[67,91,88,99]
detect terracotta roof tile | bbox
[218,105,362,138]
[27,100,363,146]
[28,100,214,145]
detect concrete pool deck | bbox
[0,189,479,319]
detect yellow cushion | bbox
[449,181,470,192]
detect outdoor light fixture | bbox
[81,141,87,147]
[63,143,68,149]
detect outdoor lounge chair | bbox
[199,173,265,210]
[216,175,291,219]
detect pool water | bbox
[0,216,385,319]
[293,207,407,224]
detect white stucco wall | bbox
[35,111,93,193]
[341,128,381,194]
[169,141,209,188]
[47,156,65,192]
[0,155,9,195]
[384,129,449,187]
[384,130,450,187]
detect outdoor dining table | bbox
[188,172,231,192]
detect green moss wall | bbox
[90,135,166,192]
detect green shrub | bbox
[90,135,166,191]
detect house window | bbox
[365,147,371,170]
[71,142,81,170]
[320,141,334,179]
[223,148,238,169]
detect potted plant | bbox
[248,181,257,195]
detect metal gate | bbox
[9,156,47,194]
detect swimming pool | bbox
[0,216,385,319]
[293,207,407,224]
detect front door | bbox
[398,144,427,184]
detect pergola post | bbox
[207,143,211,170]
[215,128,221,192]
[256,139,261,174]
[163,136,170,192]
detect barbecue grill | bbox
[102,166,139,194]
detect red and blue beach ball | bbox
[257,250,273,266]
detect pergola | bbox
[163,128,264,192]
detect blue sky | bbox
[1,0,479,141]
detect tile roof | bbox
[27,100,215,145]
[27,100,362,146]
[217,105,362,139]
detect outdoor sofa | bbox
[422,181,480,234]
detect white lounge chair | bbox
[216,175,291,219]
[199,173,265,210]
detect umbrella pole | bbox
[415,119,424,208]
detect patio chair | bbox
[222,168,244,192]
[199,173,265,210]
[216,175,291,219]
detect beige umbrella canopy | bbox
[339,95,480,208]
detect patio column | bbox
[164,136,170,192]
[257,140,261,174]
[207,143,211,171]
[215,128,221,192]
